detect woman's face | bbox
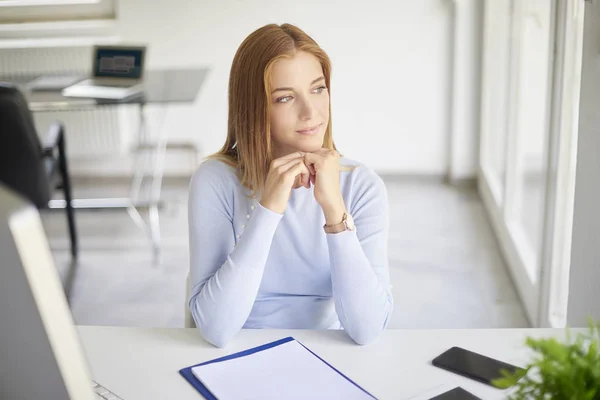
[268,51,330,157]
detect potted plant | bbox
[493,319,600,399]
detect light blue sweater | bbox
[187,157,393,347]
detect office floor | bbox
[42,176,530,329]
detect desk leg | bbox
[49,104,168,261]
[149,106,168,259]
[128,103,168,260]
[127,104,155,249]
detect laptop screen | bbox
[93,47,144,79]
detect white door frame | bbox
[538,0,584,328]
[479,0,569,326]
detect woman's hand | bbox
[260,152,311,214]
[303,149,346,225]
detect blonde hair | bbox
[207,23,344,196]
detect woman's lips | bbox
[296,123,322,135]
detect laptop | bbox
[0,184,124,399]
[62,44,147,100]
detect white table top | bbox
[78,326,575,400]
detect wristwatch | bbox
[323,212,355,234]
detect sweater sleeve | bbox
[327,167,393,345]
[187,162,282,348]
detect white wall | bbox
[449,0,482,181]
[567,0,600,327]
[115,0,455,175]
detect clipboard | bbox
[179,336,377,400]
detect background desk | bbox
[6,69,207,110]
[1,69,208,257]
[78,326,576,400]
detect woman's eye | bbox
[276,86,327,103]
[276,95,293,103]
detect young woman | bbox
[188,23,393,347]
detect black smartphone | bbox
[431,346,525,387]
[429,387,482,400]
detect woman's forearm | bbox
[327,230,393,345]
[189,204,282,347]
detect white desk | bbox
[78,326,575,400]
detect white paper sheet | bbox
[191,339,375,400]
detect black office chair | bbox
[0,83,78,259]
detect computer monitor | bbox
[0,184,96,400]
[92,45,146,80]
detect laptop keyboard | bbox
[92,82,133,88]
[62,85,140,100]
[92,380,124,399]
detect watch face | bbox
[346,213,355,230]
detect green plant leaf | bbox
[492,376,514,390]
[496,319,600,400]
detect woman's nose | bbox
[298,97,315,120]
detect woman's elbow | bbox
[347,325,384,346]
[197,324,234,348]
[193,314,240,348]
[347,305,392,345]
[189,301,238,348]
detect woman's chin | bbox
[294,139,324,153]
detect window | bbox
[0,0,115,24]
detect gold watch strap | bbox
[323,212,348,234]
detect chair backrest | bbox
[185,273,196,328]
[0,83,50,208]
